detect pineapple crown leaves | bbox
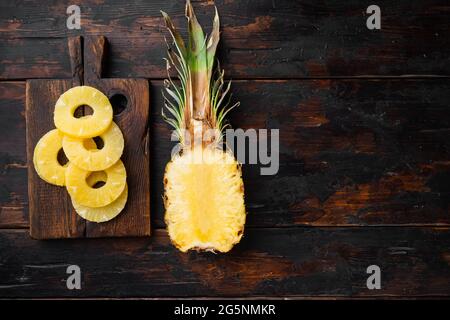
[161,0,238,144]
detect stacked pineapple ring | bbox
[33,86,128,223]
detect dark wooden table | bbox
[1,0,449,298]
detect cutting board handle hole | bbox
[73,105,94,118]
[110,93,128,115]
[57,148,69,166]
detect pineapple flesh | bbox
[33,129,67,186]
[165,148,245,252]
[72,171,128,223]
[65,159,127,208]
[54,86,113,138]
[63,121,124,171]
[162,1,246,253]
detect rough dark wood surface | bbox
[1,0,450,79]
[0,82,27,228]
[0,0,449,298]
[0,228,449,298]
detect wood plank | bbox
[1,0,450,79]
[0,82,28,228]
[2,79,450,228]
[0,227,449,297]
[24,36,150,238]
[0,38,71,79]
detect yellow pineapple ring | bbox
[73,185,128,223]
[63,122,124,171]
[33,129,67,186]
[54,86,113,138]
[72,171,128,223]
[65,160,126,208]
[33,130,96,186]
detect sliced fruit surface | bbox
[33,129,67,186]
[54,86,113,138]
[72,179,128,223]
[65,160,127,208]
[164,147,246,252]
[62,122,124,171]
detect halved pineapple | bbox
[65,160,126,208]
[54,86,113,138]
[161,1,246,253]
[33,129,67,186]
[72,171,128,223]
[165,147,245,252]
[62,122,124,171]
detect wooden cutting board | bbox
[26,36,150,239]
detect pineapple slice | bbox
[33,130,97,186]
[33,129,67,186]
[165,147,246,252]
[62,122,124,171]
[54,86,113,138]
[65,160,126,208]
[72,171,128,223]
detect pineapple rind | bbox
[164,147,246,253]
[54,86,113,139]
[65,160,127,208]
[33,129,67,186]
[62,122,124,171]
[72,184,128,223]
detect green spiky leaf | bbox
[161,0,239,145]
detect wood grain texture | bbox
[1,0,450,79]
[0,228,449,297]
[68,36,83,86]
[26,79,85,239]
[0,38,71,79]
[0,82,27,228]
[4,79,450,228]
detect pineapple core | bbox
[164,147,245,252]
